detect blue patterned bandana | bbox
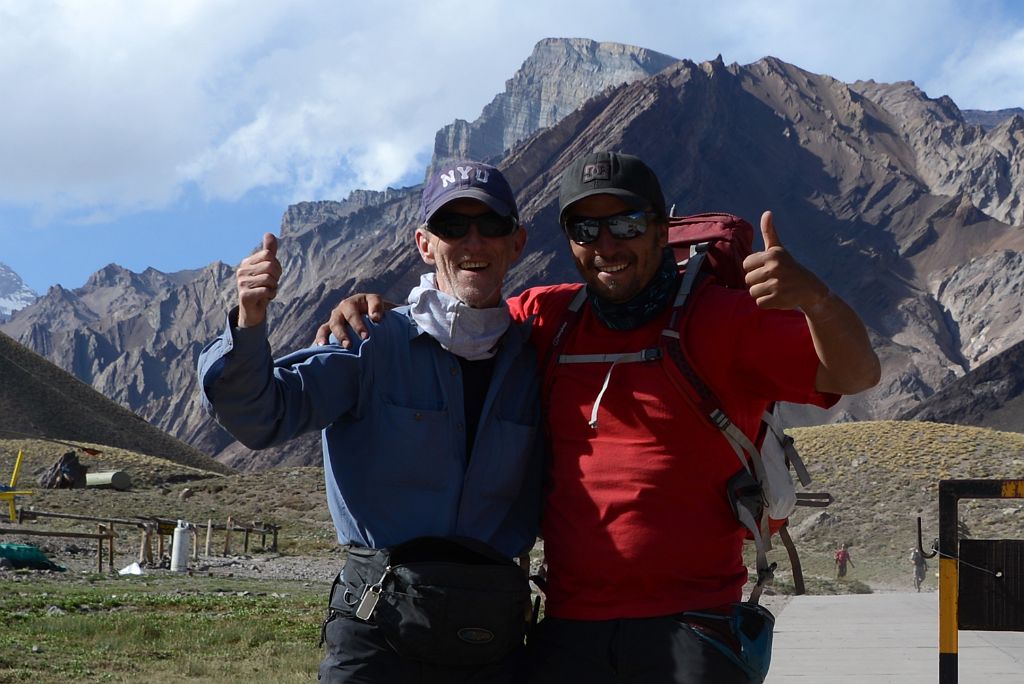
[588,247,679,330]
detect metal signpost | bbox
[920,479,1024,683]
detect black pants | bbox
[524,615,754,684]
[318,545,525,683]
[319,612,521,683]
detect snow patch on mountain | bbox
[0,263,38,321]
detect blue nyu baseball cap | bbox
[419,161,519,224]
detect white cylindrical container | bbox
[170,520,190,572]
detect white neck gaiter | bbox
[407,273,511,360]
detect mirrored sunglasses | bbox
[426,212,517,239]
[562,210,653,245]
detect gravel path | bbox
[0,538,860,619]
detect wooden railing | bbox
[6,508,281,572]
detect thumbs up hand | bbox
[759,209,782,251]
[742,211,829,312]
[236,232,282,328]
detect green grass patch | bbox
[0,576,326,683]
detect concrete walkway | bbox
[765,592,1024,683]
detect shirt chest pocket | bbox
[373,400,455,490]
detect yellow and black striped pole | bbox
[937,479,1024,684]
[937,480,958,682]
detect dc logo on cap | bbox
[582,162,611,183]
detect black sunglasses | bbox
[562,210,654,245]
[426,212,517,239]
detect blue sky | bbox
[1,0,1022,295]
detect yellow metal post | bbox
[2,450,33,522]
[10,450,24,486]
[938,557,958,671]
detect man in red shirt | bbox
[318,152,880,683]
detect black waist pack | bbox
[681,603,775,683]
[338,536,531,666]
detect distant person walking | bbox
[834,543,854,578]
[911,548,928,591]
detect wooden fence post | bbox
[96,524,104,573]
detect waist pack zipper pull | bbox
[355,565,392,620]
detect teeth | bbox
[598,263,627,273]
[460,261,488,270]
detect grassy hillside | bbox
[767,420,1024,590]
[0,330,231,475]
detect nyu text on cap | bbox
[420,161,519,224]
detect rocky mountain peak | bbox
[990,111,1024,144]
[431,37,677,167]
[963,107,1024,131]
[851,78,1023,226]
[86,263,137,289]
[281,187,407,236]
[0,262,37,322]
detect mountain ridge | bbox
[3,38,1022,470]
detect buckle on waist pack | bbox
[641,348,662,362]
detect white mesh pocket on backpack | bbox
[758,419,797,520]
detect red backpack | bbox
[544,212,831,603]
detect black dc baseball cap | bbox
[558,151,667,225]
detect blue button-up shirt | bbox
[197,306,544,558]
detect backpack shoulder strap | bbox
[661,273,765,483]
[658,273,778,603]
[540,285,588,408]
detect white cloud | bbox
[0,0,1021,229]
[932,26,1024,110]
[0,1,288,209]
[0,1,548,217]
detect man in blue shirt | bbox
[197,161,544,683]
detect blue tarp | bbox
[0,542,66,571]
